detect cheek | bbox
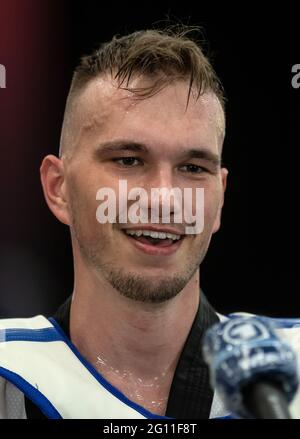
[67,165,122,245]
[184,187,219,224]
[68,174,99,231]
[203,190,222,228]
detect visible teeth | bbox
[125,229,181,240]
[166,233,178,240]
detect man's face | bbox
[62,76,227,303]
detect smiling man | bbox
[1,25,300,421]
[0,26,230,419]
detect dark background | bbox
[0,1,299,317]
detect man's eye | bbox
[180,164,206,174]
[113,157,141,166]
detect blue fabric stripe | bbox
[49,317,171,420]
[0,327,62,343]
[0,367,62,419]
[212,414,237,419]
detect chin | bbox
[127,264,179,275]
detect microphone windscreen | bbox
[202,316,299,418]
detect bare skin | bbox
[40,76,228,415]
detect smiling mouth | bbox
[121,230,185,247]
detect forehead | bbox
[73,76,223,154]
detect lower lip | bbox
[123,231,184,256]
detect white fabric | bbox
[0,378,26,419]
[209,389,230,418]
[0,316,147,419]
[0,316,53,330]
[1,313,300,419]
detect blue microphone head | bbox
[203,316,299,418]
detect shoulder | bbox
[0,315,52,330]
[0,316,52,419]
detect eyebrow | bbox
[181,148,221,168]
[94,140,221,167]
[95,141,149,155]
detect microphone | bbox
[202,316,299,419]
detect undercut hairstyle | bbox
[59,25,226,157]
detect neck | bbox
[70,265,200,381]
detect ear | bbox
[40,155,71,226]
[212,167,228,234]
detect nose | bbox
[146,163,174,191]
[140,164,180,221]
